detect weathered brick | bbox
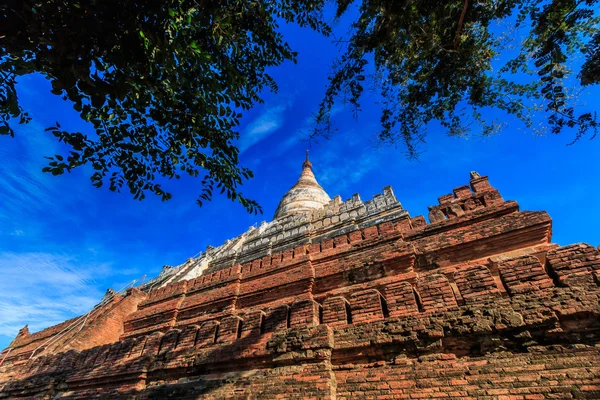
[498,255,554,294]
[350,289,386,323]
[416,274,458,312]
[454,265,500,302]
[216,315,242,343]
[546,243,600,286]
[264,305,289,333]
[322,296,350,326]
[290,299,320,328]
[384,281,419,317]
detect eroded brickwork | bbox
[1,173,599,399]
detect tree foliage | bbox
[0,0,329,212]
[2,1,599,211]
[315,0,600,157]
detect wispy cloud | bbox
[275,105,348,156]
[276,118,312,155]
[239,103,290,153]
[0,122,120,345]
[317,151,381,195]
[292,124,385,197]
[0,122,86,238]
[0,252,106,337]
[0,117,183,350]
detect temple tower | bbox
[273,150,331,219]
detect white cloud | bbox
[239,104,289,153]
[275,104,353,156]
[276,122,312,155]
[318,151,381,195]
[0,122,153,348]
[0,252,105,337]
[0,122,112,344]
[307,125,384,196]
[0,122,87,238]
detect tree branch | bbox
[453,0,469,49]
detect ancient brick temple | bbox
[1,155,600,399]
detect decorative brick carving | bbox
[322,296,350,326]
[446,203,465,218]
[497,255,554,294]
[411,215,427,228]
[289,299,320,328]
[384,281,419,317]
[415,274,458,312]
[454,265,500,302]
[428,206,446,223]
[350,289,386,323]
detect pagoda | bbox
[1,156,599,399]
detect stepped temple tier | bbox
[1,156,600,399]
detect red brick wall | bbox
[335,349,600,399]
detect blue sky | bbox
[1,14,599,351]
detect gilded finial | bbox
[303,149,312,169]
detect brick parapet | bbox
[110,201,554,339]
